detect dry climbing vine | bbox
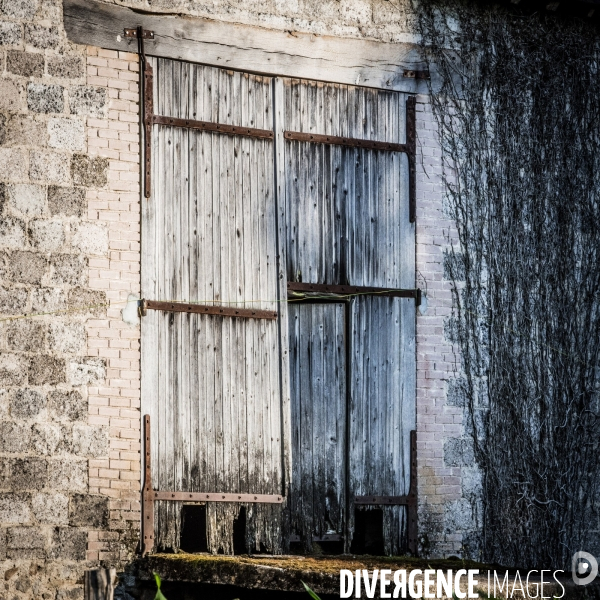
[413,0,600,569]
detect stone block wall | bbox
[0,1,141,596]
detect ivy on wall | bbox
[413,0,600,568]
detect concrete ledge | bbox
[133,554,486,596]
[132,553,600,599]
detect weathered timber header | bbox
[63,0,430,93]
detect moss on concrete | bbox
[134,553,489,596]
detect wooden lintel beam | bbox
[63,0,429,93]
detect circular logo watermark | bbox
[572,551,598,585]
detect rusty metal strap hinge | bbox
[125,27,154,199]
[283,131,409,153]
[153,115,274,140]
[152,491,284,503]
[288,282,421,305]
[140,299,278,320]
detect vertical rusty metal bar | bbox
[137,26,153,199]
[142,415,154,555]
[406,96,416,223]
[407,429,418,554]
[143,62,153,198]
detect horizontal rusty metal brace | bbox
[284,130,409,153]
[153,115,274,140]
[288,282,421,305]
[141,299,278,320]
[284,96,417,223]
[153,491,284,503]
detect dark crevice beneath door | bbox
[351,508,385,555]
[180,505,208,553]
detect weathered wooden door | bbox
[141,60,415,555]
[283,79,415,553]
[141,58,287,554]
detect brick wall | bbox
[414,96,479,558]
[84,46,141,565]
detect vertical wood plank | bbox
[274,77,292,515]
[282,78,415,554]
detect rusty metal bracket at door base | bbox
[141,415,285,556]
[127,26,154,199]
[354,430,418,555]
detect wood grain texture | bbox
[63,0,430,94]
[288,303,346,551]
[283,78,412,289]
[141,57,417,556]
[141,58,284,554]
[283,77,416,553]
[84,569,116,600]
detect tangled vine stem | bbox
[413,0,600,569]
